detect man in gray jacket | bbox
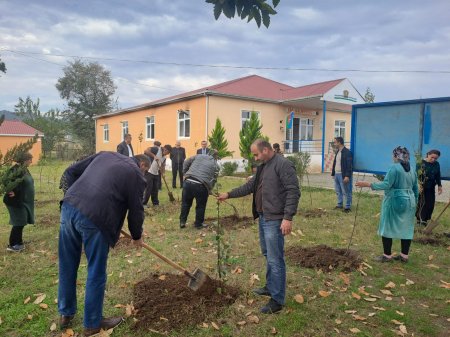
[180,150,220,229]
[218,139,300,314]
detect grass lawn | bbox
[0,160,449,337]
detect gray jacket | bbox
[183,155,220,192]
[228,154,300,221]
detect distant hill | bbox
[0,110,22,120]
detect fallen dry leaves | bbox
[319,290,331,298]
[364,297,377,302]
[33,293,46,304]
[385,281,396,288]
[439,280,450,289]
[352,292,361,300]
[294,294,304,304]
[349,327,361,333]
[24,296,31,304]
[339,272,351,285]
[50,322,57,331]
[211,321,220,330]
[247,315,260,324]
[270,326,277,334]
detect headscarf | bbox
[392,146,410,172]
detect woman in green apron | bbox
[356,146,419,263]
[3,152,34,252]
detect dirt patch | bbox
[414,233,450,246]
[298,208,328,218]
[34,199,60,207]
[133,273,240,332]
[36,214,60,227]
[286,245,362,272]
[204,215,254,230]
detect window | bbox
[103,124,109,142]
[241,110,260,129]
[146,116,155,140]
[178,110,190,138]
[122,121,128,140]
[334,120,346,140]
[300,118,313,140]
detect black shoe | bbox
[252,286,270,296]
[260,298,283,314]
[59,315,74,329]
[393,255,408,263]
[6,244,25,252]
[180,222,186,229]
[343,208,351,213]
[334,206,343,210]
[84,316,124,336]
[373,255,392,263]
[194,223,208,229]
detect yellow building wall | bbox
[96,97,207,157]
[207,96,286,158]
[0,135,43,164]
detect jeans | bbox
[58,203,110,329]
[179,180,208,226]
[143,172,159,205]
[258,213,286,305]
[334,173,352,209]
[172,162,184,188]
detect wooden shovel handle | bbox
[120,229,190,275]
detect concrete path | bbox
[305,173,449,203]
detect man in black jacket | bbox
[57,152,149,336]
[218,139,300,314]
[170,141,186,188]
[117,133,134,157]
[196,140,210,155]
[331,136,353,212]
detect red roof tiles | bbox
[0,120,43,136]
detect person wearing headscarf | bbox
[356,146,418,263]
[416,149,443,225]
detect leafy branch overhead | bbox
[206,0,280,28]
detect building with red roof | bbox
[0,119,44,163]
[95,75,364,172]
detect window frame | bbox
[122,121,129,140]
[240,110,260,129]
[145,116,155,140]
[299,117,314,141]
[334,120,346,140]
[103,124,109,143]
[177,109,190,139]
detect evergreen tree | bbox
[364,87,375,103]
[239,111,268,171]
[208,118,233,159]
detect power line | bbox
[2,48,450,74]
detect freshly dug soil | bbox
[205,215,254,230]
[298,208,328,218]
[286,244,362,272]
[133,273,240,332]
[414,233,450,246]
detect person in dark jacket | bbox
[170,141,186,188]
[179,151,220,229]
[331,136,353,212]
[57,152,149,336]
[196,140,210,155]
[416,149,443,225]
[116,133,134,157]
[3,152,34,252]
[218,139,300,314]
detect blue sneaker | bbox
[7,244,25,252]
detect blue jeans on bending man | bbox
[334,173,352,210]
[58,203,110,329]
[258,213,286,306]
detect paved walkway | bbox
[306,173,449,203]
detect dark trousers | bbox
[416,187,435,222]
[382,236,412,255]
[143,172,160,205]
[172,162,184,188]
[180,181,208,226]
[9,226,24,246]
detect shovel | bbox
[120,230,210,292]
[156,160,175,202]
[424,199,450,235]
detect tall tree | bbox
[364,87,375,103]
[239,111,267,170]
[208,118,234,159]
[206,0,280,28]
[56,60,117,153]
[15,97,66,157]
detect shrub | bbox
[286,151,311,184]
[220,162,238,176]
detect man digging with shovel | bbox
[58,152,150,336]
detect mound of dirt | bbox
[286,245,362,272]
[204,215,254,230]
[414,233,450,246]
[298,208,327,218]
[133,273,240,332]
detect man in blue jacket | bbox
[57,152,149,336]
[331,136,353,212]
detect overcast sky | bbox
[1,0,450,112]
